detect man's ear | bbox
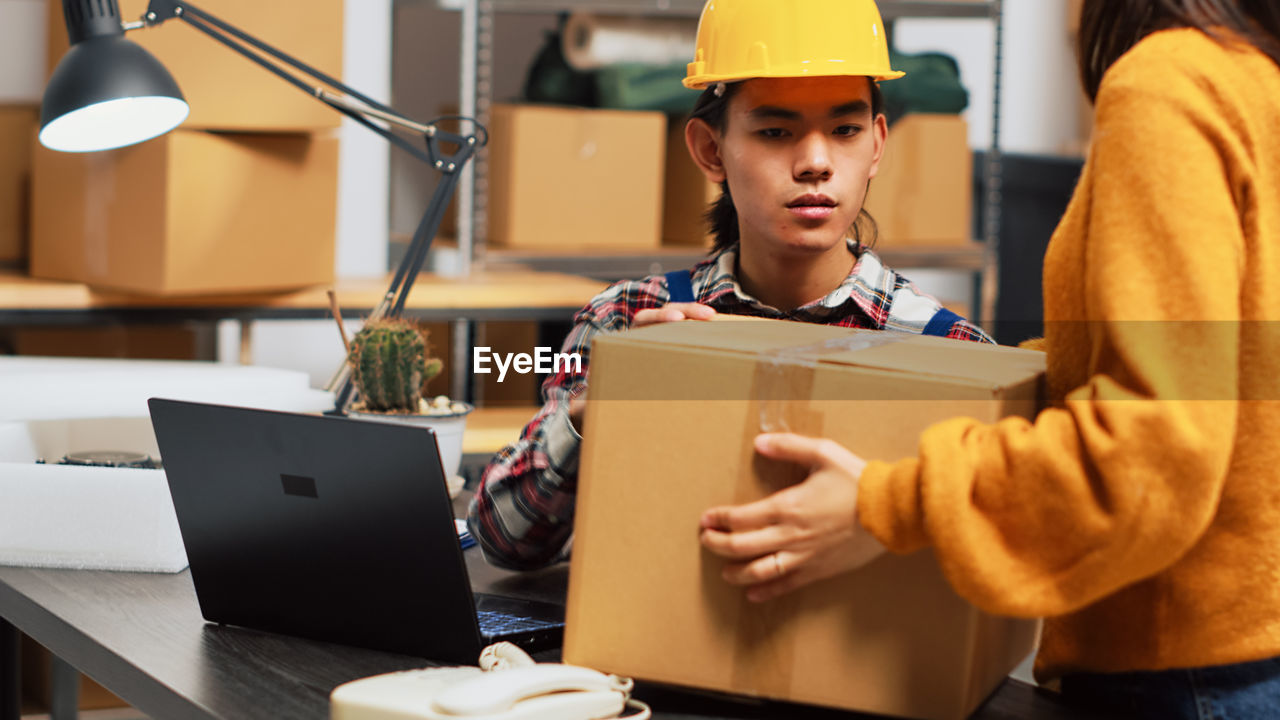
[685,118,726,184]
[867,112,888,180]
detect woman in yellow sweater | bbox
[699,1,1280,716]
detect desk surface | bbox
[0,555,1095,720]
[0,270,608,324]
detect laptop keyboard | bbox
[476,609,563,636]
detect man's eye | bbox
[757,128,787,139]
[834,125,862,137]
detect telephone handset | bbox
[330,643,651,720]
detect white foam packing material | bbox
[0,357,336,572]
[0,465,187,573]
[0,357,335,422]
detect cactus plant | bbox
[347,318,443,412]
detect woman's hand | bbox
[699,433,886,602]
[632,302,716,328]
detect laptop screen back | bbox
[148,398,484,663]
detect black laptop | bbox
[147,398,564,665]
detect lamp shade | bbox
[40,35,189,152]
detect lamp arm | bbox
[329,155,470,412]
[125,0,485,411]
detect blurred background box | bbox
[661,118,716,248]
[45,0,344,132]
[22,635,127,712]
[0,105,38,264]
[31,129,338,295]
[413,321,542,406]
[486,103,665,250]
[8,323,215,360]
[864,113,972,247]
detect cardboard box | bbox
[662,119,717,247]
[486,104,665,250]
[31,129,338,295]
[46,0,343,132]
[21,634,127,711]
[567,318,1044,720]
[864,114,973,247]
[0,105,38,263]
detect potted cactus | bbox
[345,318,472,495]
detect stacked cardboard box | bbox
[864,113,973,247]
[31,0,344,294]
[484,103,666,251]
[0,107,38,265]
[0,0,45,266]
[661,118,717,248]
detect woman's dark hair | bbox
[687,79,885,254]
[1078,0,1280,102]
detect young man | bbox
[468,0,991,570]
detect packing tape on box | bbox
[730,331,907,697]
[756,332,907,433]
[562,13,697,70]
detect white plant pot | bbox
[346,404,473,498]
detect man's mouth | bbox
[786,194,837,209]
[787,194,837,220]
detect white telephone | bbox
[330,643,651,720]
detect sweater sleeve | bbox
[857,50,1246,618]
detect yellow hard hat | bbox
[684,0,906,89]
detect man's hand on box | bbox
[698,433,886,602]
[566,303,712,434]
[632,302,716,328]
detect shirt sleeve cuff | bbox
[857,457,930,554]
[544,402,583,476]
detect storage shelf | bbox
[437,0,995,20]
[473,244,986,281]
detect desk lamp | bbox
[41,0,486,412]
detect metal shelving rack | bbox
[438,0,1004,394]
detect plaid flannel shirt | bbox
[467,241,993,570]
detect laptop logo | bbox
[280,474,318,499]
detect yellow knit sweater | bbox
[858,28,1280,680]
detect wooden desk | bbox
[0,567,1095,720]
[0,497,1099,720]
[0,270,607,325]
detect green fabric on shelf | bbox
[881,49,969,124]
[595,63,701,114]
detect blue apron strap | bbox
[663,269,696,304]
[922,307,964,338]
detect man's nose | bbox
[794,131,834,181]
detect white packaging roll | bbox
[562,12,698,71]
